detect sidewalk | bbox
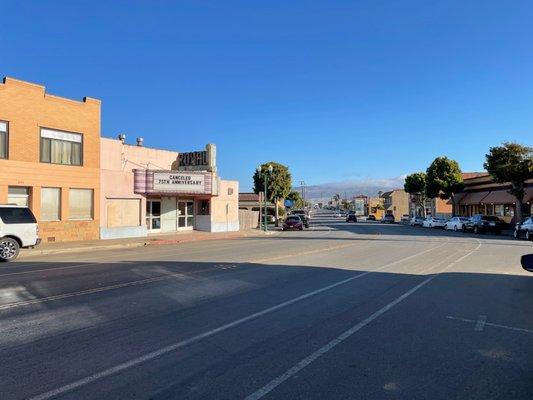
[19,229,278,259]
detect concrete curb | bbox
[18,230,280,259]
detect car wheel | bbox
[462,225,467,233]
[0,237,20,262]
[299,226,303,231]
[454,225,458,232]
[513,230,519,239]
[526,231,531,241]
[474,226,479,234]
[430,224,433,228]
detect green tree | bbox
[253,162,292,223]
[253,161,292,201]
[286,191,304,208]
[404,172,427,217]
[484,142,533,223]
[426,157,464,215]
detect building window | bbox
[0,121,8,159]
[198,200,210,215]
[41,188,61,221]
[40,128,82,166]
[69,189,93,220]
[8,186,30,206]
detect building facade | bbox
[381,189,409,221]
[0,77,100,242]
[101,140,239,239]
[456,174,533,224]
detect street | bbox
[1,210,533,400]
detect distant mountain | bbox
[296,175,407,202]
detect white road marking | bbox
[446,316,533,335]
[26,243,448,400]
[475,315,487,331]
[244,240,481,400]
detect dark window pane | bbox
[0,131,6,159]
[0,207,37,224]
[40,138,51,163]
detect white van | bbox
[0,205,40,262]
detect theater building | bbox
[0,77,101,242]
[100,139,238,239]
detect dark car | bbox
[514,217,533,240]
[346,212,357,222]
[291,210,309,228]
[462,214,503,234]
[381,214,395,224]
[367,214,376,221]
[283,215,304,231]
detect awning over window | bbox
[458,191,490,205]
[482,190,516,205]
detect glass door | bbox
[177,200,194,229]
[146,200,161,232]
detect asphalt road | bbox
[1,210,532,400]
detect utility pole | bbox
[300,181,306,209]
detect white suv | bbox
[0,205,40,262]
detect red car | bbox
[283,215,304,231]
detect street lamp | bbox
[257,164,273,232]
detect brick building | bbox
[0,77,100,242]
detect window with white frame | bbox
[41,188,61,221]
[0,121,8,159]
[69,189,93,220]
[40,128,82,165]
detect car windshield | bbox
[287,216,300,222]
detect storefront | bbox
[456,174,533,224]
[101,139,239,239]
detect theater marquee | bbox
[133,170,216,195]
[153,172,205,192]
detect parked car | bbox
[444,216,470,232]
[291,209,310,228]
[381,214,395,224]
[400,214,410,223]
[366,214,376,221]
[462,214,503,234]
[422,216,447,229]
[346,212,357,222]
[409,216,425,226]
[0,205,40,262]
[514,217,533,240]
[282,215,304,231]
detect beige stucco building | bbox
[100,139,239,239]
[381,189,409,221]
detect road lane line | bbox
[244,240,481,400]
[446,316,533,335]
[475,315,487,331]
[1,239,446,311]
[26,243,448,400]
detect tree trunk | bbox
[514,195,524,224]
[275,197,279,227]
[451,194,456,216]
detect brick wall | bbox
[0,77,101,242]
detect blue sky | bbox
[1,0,532,192]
